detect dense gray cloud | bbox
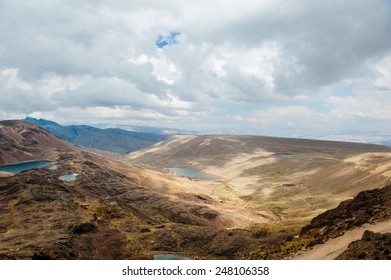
[1,0,391,141]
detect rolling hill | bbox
[127,135,391,229]
[0,120,77,165]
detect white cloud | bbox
[0,0,391,141]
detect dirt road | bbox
[292,219,391,260]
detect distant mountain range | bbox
[91,122,197,135]
[23,117,169,154]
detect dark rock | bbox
[32,252,53,260]
[252,230,269,239]
[71,223,96,235]
[336,230,391,260]
[301,184,391,243]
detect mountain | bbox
[2,122,391,259]
[127,135,391,230]
[92,122,196,135]
[0,120,292,260]
[0,120,77,165]
[23,117,169,154]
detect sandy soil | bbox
[127,135,195,160]
[292,219,391,260]
[0,171,13,178]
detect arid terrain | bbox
[127,135,391,229]
[0,121,291,259]
[1,121,391,259]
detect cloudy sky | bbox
[1,0,391,142]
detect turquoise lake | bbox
[170,168,219,180]
[274,153,297,157]
[154,254,191,260]
[59,173,79,181]
[0,161,56,174]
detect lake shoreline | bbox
[0,160,56,174]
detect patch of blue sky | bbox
[155,31,181,49]
[331,82,356,97]
[302,101,330,113]
[253,99,330,114]
[216,102,255,117]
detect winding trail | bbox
[292,219,391,260]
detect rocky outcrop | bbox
[300,184,391,242]
[336,230,391,260]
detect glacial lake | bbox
[154,254,191,260]
[0,161,56,174]
[274,153,297,157]
[170,168,219,180]
[59,173,79,181]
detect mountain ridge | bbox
[0,120,77,165]
[23,117,169,154]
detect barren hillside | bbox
[127,135,391,228]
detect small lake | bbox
[154,254,191,260]
[170,168,219,180]
[59,173,79,181]
[0,161,56,174]
[274,153,297,157]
